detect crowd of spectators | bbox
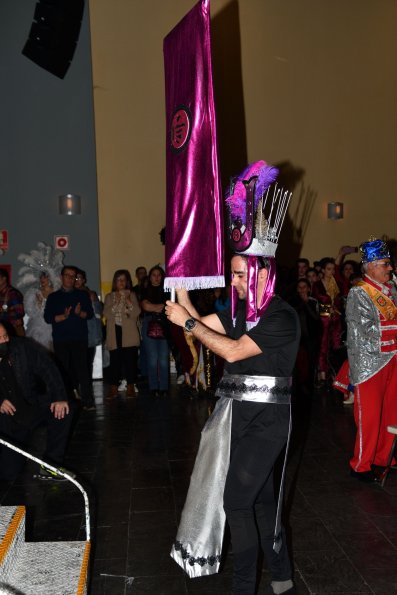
[1,240,396,482]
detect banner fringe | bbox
[164,276,225,291]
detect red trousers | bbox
[351,355,397,472]
[333,359,350,395]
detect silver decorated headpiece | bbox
[225,160,292,257]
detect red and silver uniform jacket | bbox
[346,276,397,385]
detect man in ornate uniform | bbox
[346,238,397,482]
[166,162,300,595]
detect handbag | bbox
[147,314,166,339]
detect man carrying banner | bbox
[166,161,299,595]
[346,238,397,482]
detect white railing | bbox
[0,438,90,542]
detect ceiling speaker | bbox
[22,0,85,79]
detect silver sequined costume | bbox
[346,277,397,385]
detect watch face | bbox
[185,318,196,332]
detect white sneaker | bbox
[118,379,127,392]
[176,375,185,385]
[343,392,354,405]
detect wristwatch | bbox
[184,317,197,332]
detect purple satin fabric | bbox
[231,257,276,326]
[163,0,224,290]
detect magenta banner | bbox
[163,0,224,290]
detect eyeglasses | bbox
[376,261,392,268]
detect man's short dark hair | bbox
[296,278,311,291]
[236,255,270,270]
[61,265,77,276]
[0,268,9,283]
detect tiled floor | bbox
[1,379,397,594]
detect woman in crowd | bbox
[334,245,359,300]
[306,267,319,289]
[311,257,343,385]
[141,266,170,397]
[291,278,322,394]
[24,271,54,350]
[75,268,103,382]
[103,269,140,399]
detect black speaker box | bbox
[22,0,85,79]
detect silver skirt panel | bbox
[170,374,291,578]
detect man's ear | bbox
[258,267,268,283]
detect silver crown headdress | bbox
[225,160,292,257]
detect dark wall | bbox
[0,0,100,291]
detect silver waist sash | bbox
[170,373,292,578]
[216,373,292,403]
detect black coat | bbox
[0,337,67,407]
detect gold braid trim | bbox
[357,281,397,320]
[76,541,91,595]
[0,506,25,565]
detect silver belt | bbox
[215,373,291,404]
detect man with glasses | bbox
[44,266,95,411]
[346,238,397,482]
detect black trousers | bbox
[0,404,74,480]
[54,340,93,405]
[109,325,138,385]
[223,401,292,595]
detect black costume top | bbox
[217,296,300,377]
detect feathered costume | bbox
[17,242,64,350]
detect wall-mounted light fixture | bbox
[59,194,81,215]
[327,202,343,220]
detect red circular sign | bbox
[171,107,191,152]
[232,228,241,242]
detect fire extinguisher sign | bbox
[54,235,70,250]
[0,230,8,251]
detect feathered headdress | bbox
[225,161,292,327]
[17,242,64,291]
[225,160,291,257]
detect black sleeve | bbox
[43,292,56,324]
[247,306,300,353]
[81,291,94,320]
[215,306,233,334]
[25,340,68,404]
